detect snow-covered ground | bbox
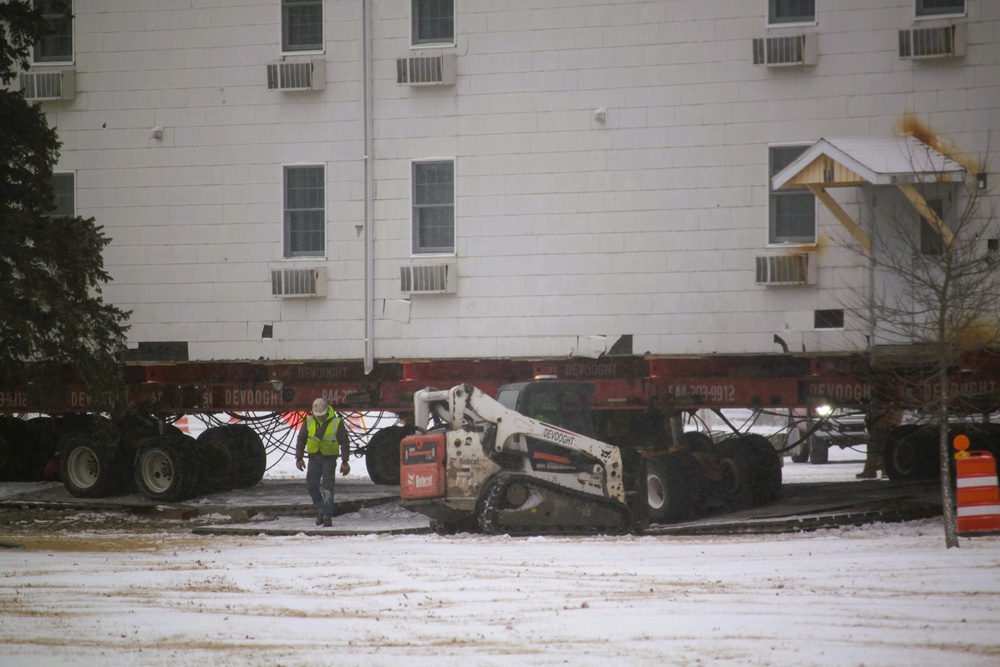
[4,442,1000,666]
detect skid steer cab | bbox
[399,382,647,536]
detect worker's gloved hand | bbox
[340,461,351,476]
[296,458,305,472]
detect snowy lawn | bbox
[2,517,999,667]
[4,444,999,666]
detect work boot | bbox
[322,517,332,527]
[315,512,324,526]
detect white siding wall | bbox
[37,1,1000,362]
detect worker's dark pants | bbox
[306,455,337,519]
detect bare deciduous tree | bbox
[842,141,999,548]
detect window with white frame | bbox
[768,0,814,24]
[916,0,965,17]
[413,0,454,46]
[282,0,323,52]
[769,145,815,244]
[33,0,73,63]
[48,172,74,218]
[283,165,325,257]
[412,160,454,255]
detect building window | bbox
[916,0,965,17]
[769,146,815,244]
[412,160,454,254]
[769,0,815,24]
[814,309,844,329]
[284,165,325,257]
[48,172,74,217]
[33,0,73,64]
[282,0,323,52]
[413,0,454,46]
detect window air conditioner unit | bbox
[752,34,816,67]
[755,254,814,286]
[271,267,327,298]
[898,25,965,59]
[266,60,326,91]
[19,68,75,101]
[396,53,456,86]
[400,264,456,295]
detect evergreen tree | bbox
[0,1,130,413]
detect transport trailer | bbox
[2,353,1000,518]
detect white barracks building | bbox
[22,1,1000,369]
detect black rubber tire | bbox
[715,440,753,512]
[25,417,61,481]
[116,417,182,494]
[679,431,714,452]
[134,434,201,502]
[195,427,239,493]
[365,424,415,486]
[884,425,932,480]
[645,451,703,524]
[59,432,122,498]
[211,424,267,489]
[739,434,783,506]
[788,430,810,463]
[0,430,17,482]
[0,416,33,481]
[809,436,829,464]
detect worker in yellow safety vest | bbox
[296,398,351,527]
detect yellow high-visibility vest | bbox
[306,409,342,456]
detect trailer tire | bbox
[196,427,239,493]
[740,434,782,506]
[679,431,714,452]
[884,425,931,480]
[645,452,702,524]
[134,434,200,502]
[26,417,61,481]
[366,424,415,486]
[60,433,123,498]
[808,436,829,465]
[715,441,753,511]
[0,417,34,481]
[215,424,266,489]
[117,417,181,494]
[0,416,58,482]
[788,430,809,463]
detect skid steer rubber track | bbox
[477,472,634,536]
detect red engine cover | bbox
[399,432,447,500]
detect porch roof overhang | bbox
[772,136,967,190]
[771,136,967,255]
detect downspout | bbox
[867,187,876,350]
[363,0,374,374]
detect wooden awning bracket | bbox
[896,182,955,246]
[806,185,872,255]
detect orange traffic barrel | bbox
[955,446,1000,537]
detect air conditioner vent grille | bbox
[266,60,325,91]
[396,53,456,85]
[899,25,965,59]
[271,267,327,297]
[400,264,455,294]
[19,69,75,100]
[752,35,815,66]
[756,255,811,286]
